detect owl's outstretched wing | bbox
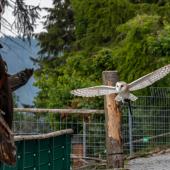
[129,64,170,91]
[71,85,117,97]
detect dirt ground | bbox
[127,152,170,170]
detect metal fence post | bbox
[83,116,86,157]
[127,101,134,157]
[102,71,124,168]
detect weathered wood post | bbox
[102,71,124,168]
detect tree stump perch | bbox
[102,71,124,168]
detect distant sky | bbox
[2,0,53,36]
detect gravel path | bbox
[128,153,170,170]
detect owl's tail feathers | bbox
[129,93,138,101]
[115,93,138,102]
[115,94,123,102]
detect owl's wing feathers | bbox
[129,64,170,91]
[71,85,117,97]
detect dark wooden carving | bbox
[0,56,16,165]
[9,68,34,92]
[0,56,33,165]
[0,56,13,129]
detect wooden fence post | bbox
[102,71,124,168]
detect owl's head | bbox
[116,81,128,93]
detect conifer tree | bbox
[0,0,40,38]
[38,0,75,57]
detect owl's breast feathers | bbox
[115,85,138,102]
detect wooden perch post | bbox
[102,71,124,168]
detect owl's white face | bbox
[116,81,128,93]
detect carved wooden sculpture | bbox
[9,68,34,92]
[0,56,33,165]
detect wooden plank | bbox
[102,71,124,168]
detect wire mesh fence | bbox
[13,110,106,160]
[122,87,170,155]
[12,87,170,168]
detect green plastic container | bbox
[1,129,73,170]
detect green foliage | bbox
[112,14,170,94]
[130,0,167,5]
[146,24,170,56]
[34,0,170,109]
[34,50,112,108]
[71,0,134,50]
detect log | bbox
[14,129,73,141]
[102,71,124,168]
[14,108,104,114]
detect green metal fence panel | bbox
[1,129,73,170]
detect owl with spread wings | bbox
[71,64,170,102]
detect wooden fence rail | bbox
[14,108,104,114]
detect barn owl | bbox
[71,64,170,102]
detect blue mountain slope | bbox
[0,37,39,107]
